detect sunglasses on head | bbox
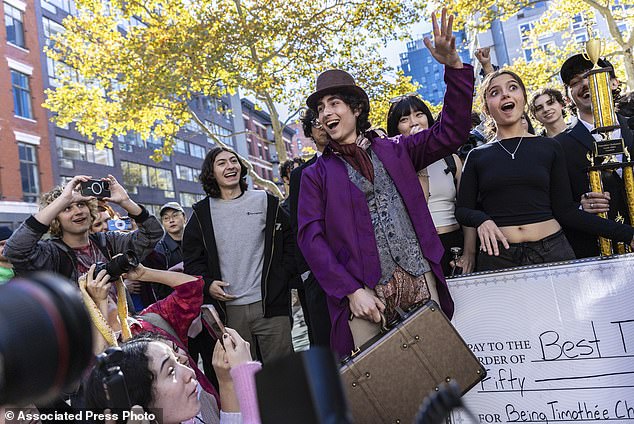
[389,92,420,104]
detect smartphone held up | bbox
[201,304,227,346]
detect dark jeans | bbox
[303,272,332,347]
[477,230,576,272]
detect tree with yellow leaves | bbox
[429,0,633,91]
[45,0,424,197]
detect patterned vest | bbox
[344,150,431,285]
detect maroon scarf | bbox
[330,138,374,183]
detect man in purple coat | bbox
[297,9,475,358]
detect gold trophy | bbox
[583,25,634,255]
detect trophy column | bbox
[583,31,633,255]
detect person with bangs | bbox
[386,94,476,276]
[455,70,634,272]
[529,88,568,138]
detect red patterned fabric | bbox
[129,278,220,404]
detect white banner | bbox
[449,254,634,424]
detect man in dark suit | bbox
[555,54,634,258]
[288,108,331,346]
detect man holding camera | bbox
[4,174,164,285]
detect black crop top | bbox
[455,136,634,243]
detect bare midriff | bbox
[499,219,562,243]
[436,223,461,235]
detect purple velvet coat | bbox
[297,65,475,358]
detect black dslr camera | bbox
[95,347,131,410]
[93,250,139,282]
[457,129,487,160]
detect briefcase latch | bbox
[350,371,372,388]
[400,334,421,350]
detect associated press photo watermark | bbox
[3,407,160,422]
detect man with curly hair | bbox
[4,174,163,285]
[183,147,294,363]
[297,9,475,357]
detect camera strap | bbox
[78,275,131,347]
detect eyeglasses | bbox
[311,119,323,129]
[389,92,420,104]
[161,212,183,221]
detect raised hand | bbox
[423,8,462,69]
[62,175,94,204]
[475,47,491,66]
[475,47,495,75]
[222,327,253,367]
[102,174,130,205]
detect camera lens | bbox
[104,250,139,281]
[91,182,103,195]
[0,273,93,405]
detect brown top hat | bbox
[560,54,615,86]
[306,69,370,111]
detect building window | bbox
[179,192,204,208]
[47,57,79,86]
[183,119,199,132]
[11,70,33,119]
[57,136,114,168]
[176,164,198,182]
[207,121,233,139]
[5,3,25,48]
[18,143,40,202]
[174,138,188,154]
[189,143,206,159]
[571,13,586,30]
[41,0,76,15]
[575,33,588,44]
[43,17,64,48]
[121,161,174,197]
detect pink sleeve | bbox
[229,362,263,424]
[140,277,203,345]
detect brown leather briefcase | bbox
[339,300,485,423]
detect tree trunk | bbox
[262,94,289,164]
[622,48,634,92]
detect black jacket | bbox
[555,115,633,258]
[182,192,294,320]
[289,155,318,274]
[5,207,163,283]
[143,234,184,301]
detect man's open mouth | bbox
[325,119,340,130]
